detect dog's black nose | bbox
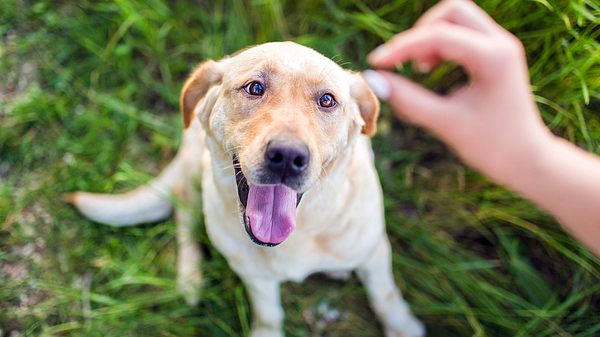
[266,141,309,178]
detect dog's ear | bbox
[180,60,223,128]
[350,73,380,136]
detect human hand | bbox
[363,0,554,182]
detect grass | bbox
[1,0,599,336]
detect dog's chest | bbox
[212,211,382,282]
[263,228,379,281]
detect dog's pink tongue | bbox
[246,184,297,245]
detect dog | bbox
[68,41,424,337]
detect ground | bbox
[1,0,599,336]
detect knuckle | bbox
[485,36,525,67]
[429,22,451,37]
[499,32,524,53]
[507,34,526,54]
[443,0,475,17]
[445,0,467,12]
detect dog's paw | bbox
[176,270,203,306]
[250,327,283,337]
[385,316,425,337]
[325,270,352,281]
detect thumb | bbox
[362,70,450,132]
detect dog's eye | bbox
[318,93,336,109]
[244,81,264,96]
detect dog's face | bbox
[180,42,379,247]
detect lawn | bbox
[1,0,599,336]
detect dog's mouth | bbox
[234,156,303,247]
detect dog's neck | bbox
[294,136,363,234]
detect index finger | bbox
[415,0,502,35]
[368,23,493,80]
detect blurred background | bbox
[1,0,599,336]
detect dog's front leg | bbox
[243,277,284,337]
[175,185,203,306]
[357,236,425,337]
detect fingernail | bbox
[362,70,391,100]
[368,45,390,64]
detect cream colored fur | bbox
[69,42,424,337]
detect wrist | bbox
[491,126,559,194]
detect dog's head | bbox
[180,42,379,247]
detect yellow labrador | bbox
[69,42,424,337]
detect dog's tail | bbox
[65,154,184,227]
